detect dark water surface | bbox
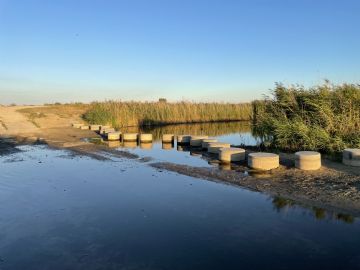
[0,143,360,270]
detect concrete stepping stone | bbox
[72,123,83,128]
[295,151,321,170]
[248,152,279,171]
[107,132,121,141]
[219,147,246,163]
[177,135,191,144]
[162,134,174,143]
[80,125,90,130]
[123,133,138,142]
[202,139,218,149]
[343,148,360,167]
[208,142,231,154]
[90,125,101,131]
[101,128,115,135]
[139,134,153,142]
[190,135,209,147]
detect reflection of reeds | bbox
[101,121,251,141]
[141,121,251,141]
[272,196,355,224]
[84,101,252,129]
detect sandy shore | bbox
[1,105,360,216]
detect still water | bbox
[112,122,259,167]
[0,123,360,270]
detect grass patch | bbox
[252,82,360,153]
[84,101,252,129]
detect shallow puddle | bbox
[0,145,360,270]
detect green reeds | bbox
[252,82,360,153]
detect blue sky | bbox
[0,0,359,104]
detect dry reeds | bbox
[84,101,252,129]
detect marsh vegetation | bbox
[252,82,360,153]
[84,101,252,128]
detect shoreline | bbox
[1,105,360,218]
[2,130,360,218]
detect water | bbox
[1,123,360,270]
[108,122,259,167]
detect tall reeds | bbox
[84,101,252,129]
[252,82,360,153]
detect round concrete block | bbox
[140,142,153,150]
[102,128,115,135]
[139,133,153,142]
[72,123,83,128]
[80,125,90,130]
[162,142,173,150]
[190,135,209,147]
[162,134,174,143]
[219,147,246,163]
[100,125,111,131]
[248,152,279,171]
[123,133,138,142]
[208,142,231,154]
[202,139,218,149]
[342,148,360,167]
[107,132,121,141]
[90,125,101,131]
[295,151,321,170]
[177,135,191,144]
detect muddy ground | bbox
[1,105,360,217]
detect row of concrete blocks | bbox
[177,135,360,170]
[72,125,360,169]
[179,135,281,171]
[72,123,154,142]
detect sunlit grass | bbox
[84,101,252,129]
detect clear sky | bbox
[0,0,359,104]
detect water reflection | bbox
[1,145,359,269]
[219,163,235,171]
[123,141,138,148]
[272,196,355,224]
[118,121,254,143]
[107,140,121,148]
[177,145,191,152]
[140,142,153,150]
[162,142,174,150]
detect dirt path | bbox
[0,105,92,147]
[0,106,40,135]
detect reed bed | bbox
[252,82,360,153]
[84,101,252,129]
